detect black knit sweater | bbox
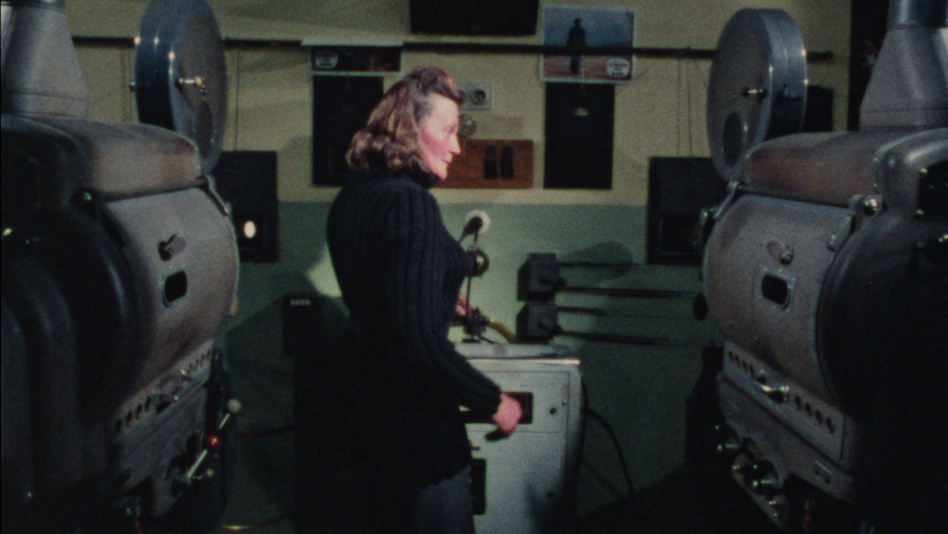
[326,170,502,488]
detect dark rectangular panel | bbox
[470,458,487,515]
[647,157,726,265]
[849,0,889,130]
[919,160,948,219]
[544,83,614,189]
[410,0,539,36]
[211,150,279,263]
[312,77,384,186]
[802,85,834,133]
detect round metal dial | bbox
[458,113,477,138]
[707,9,808,181]
[134,0,227,174]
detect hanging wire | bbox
[676,58,683,156]
[687,58,694,155]
[693,58,711,94]
[694,59,711,153]
[123,47,133,123]
[85,48,131,115]
[232,47,242,150]
[581,382,637,499]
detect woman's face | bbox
[417,94,461,181]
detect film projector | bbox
[689,2,946,534]
[2,0,239,532]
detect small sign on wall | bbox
[303,39,402,76]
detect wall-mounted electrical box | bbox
[443,139,534,189]
[459,83,493,111]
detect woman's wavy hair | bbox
[346,66,463,175]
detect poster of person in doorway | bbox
[542,5,635,83]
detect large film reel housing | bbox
[134,0,228,175]
[1,1,238,531]
[707,9,807,182]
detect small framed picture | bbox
[541,5,636,84]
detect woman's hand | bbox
[490,393,522,439]
[455,293,473,319]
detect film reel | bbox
[134,0,228,175]
[707,9,808,181]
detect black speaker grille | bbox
[211,151,279,263]
[410,0,539,36]
[647,157,726,265]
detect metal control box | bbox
[457,343,583,534]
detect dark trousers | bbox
[296,465,475,534]
[409,468,475,534]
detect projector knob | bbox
[226,398,243,414]
[204,433,222,452]
[862,196,883,216]
[743,460,779,494]
[158,234,187,260]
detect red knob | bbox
[204,434,222,451]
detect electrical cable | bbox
[232,47,241,150]
[581,457,627,500]
[677,58,683,156]
[581,381,637,500]
[485,319,517,343]
[687,55,694,156]
[583,408,636,499]
[213,416,294,531]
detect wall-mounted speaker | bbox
[410,0,539,36]
[312,76,384,186]
[544,83,615,190]
[211,150,279,263]
[647,157,726,265]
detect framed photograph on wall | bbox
[541,5,636,83]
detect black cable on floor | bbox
[581,382,637,499]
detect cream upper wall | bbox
[69,1,851,205]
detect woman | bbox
[322,67,521,533]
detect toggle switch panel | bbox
[444,139,533,189]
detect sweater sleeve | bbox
[384,183,502,415]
